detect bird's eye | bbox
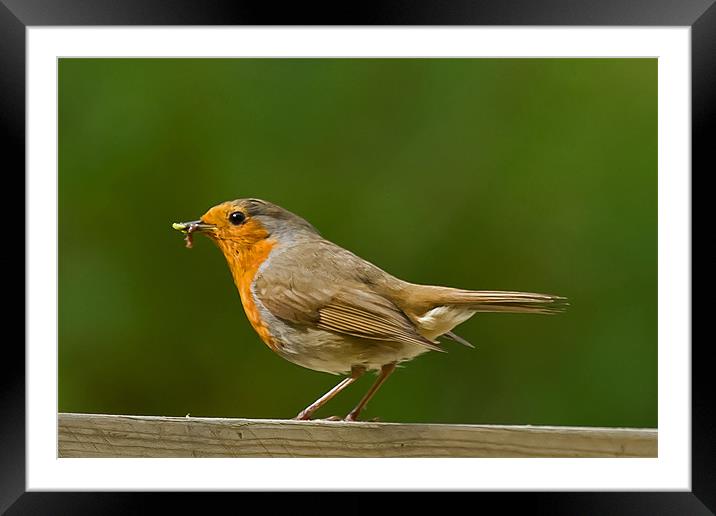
[228,211,246,225]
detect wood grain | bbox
[58,413,657,458]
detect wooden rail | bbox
[58,413,657,458]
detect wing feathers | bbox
[318,301,445,352]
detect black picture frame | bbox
[2,0,709,513]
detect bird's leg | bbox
[293,365,365,421]
[344,363,396,422]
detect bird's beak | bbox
[172,220,216,234]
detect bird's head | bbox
[172,198,318,253]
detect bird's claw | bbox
[293,413,342,421]
[340,414,380,422]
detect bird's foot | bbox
[293,413,342,421]
[342,414,380,422]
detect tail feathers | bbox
[437,289,568,315]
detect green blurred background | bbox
[59,58,656,427]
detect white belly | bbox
[274,326,430,375]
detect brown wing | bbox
[316,290,444,352]
[252,241,443,352]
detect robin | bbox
[173,198,566,421]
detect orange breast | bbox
[229,239,281,353]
